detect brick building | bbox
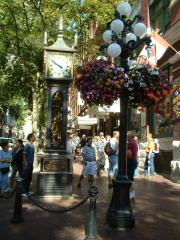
[135,0,180,180]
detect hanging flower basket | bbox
[127,64,173,107]
[75,59,173,107]
[75,59,127,106]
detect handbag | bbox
[0,167,10,174]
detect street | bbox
[0,161,180,240]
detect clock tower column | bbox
[36,16,76,196]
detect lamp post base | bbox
[106,178,135,230]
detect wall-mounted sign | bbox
[75,116,97,126]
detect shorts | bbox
[82,161,97,177]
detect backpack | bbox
[104,142,114,156]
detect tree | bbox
[0,0,136,131]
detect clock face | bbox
[46,53,72,78]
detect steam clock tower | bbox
[37,16,76,196]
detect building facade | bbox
[135,0,180,180]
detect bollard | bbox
[84,186,98,240]
[11,177,24,224]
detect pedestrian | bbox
[127,131,138,200]
[0,141,12,196]
[108,131,119,188]
[72,132,81,159]
[10,139,24,188]
[154,138,160,171]
[22,133,36,197]
[66,132,76,161]
[77,137,97,187]
[134,136,140,177]
[72,132,80,148]
[96,132,106,176]
[79,134,87,149]
[104,135,111,171]
[144,134,155,177]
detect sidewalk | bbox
[0,161,180,240]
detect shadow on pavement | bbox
[0,162,180,240]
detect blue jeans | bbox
[149,156,155,176]
[144,153,155,176]
[0,172,9,193]
[134,161,139,177]
[108,154,118,177]
[22,164,33,193]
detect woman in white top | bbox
[0,141,12,195]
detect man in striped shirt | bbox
[77,137,97,187]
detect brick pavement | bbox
[0,161,180,240]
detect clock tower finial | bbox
[58,15,64,38]
[44,15,76,52]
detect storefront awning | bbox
[87,99,120,116]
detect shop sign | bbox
[76,116,97,125]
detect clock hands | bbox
[51,59,63,69]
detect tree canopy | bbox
[0,0,136,128]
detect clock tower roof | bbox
[44,16,76,53]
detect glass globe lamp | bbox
[111,19,124,34]
[103,30,112,43]
[117,2,132,17]
[107,43,121,57]
[133,22,147,37]
[126,33,137,43]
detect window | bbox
[150,0,171,33]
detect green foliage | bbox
[38,88,48,129]
[8,97,28,126]
[0,0,136,129]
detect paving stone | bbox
[0,162,179,240]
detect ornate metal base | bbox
[36,151,73,196]
[36,172,73,196]
[106,179,135,230]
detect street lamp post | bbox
[102,2,151,229]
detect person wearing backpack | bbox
[107,131,119,188]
